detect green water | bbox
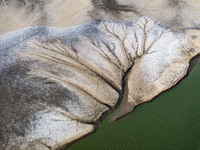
[68,61,200,150]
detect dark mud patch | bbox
[168,0,180,7]
[187,54,200,75]
[89,0,139,19]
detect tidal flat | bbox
[68,59,200,150]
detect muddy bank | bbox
[109,53,200,122]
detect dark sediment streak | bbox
[186,54,200,75]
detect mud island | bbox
[0,15,200,149]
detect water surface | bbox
[68,60,200,150]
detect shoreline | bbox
[67,54,200,149]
